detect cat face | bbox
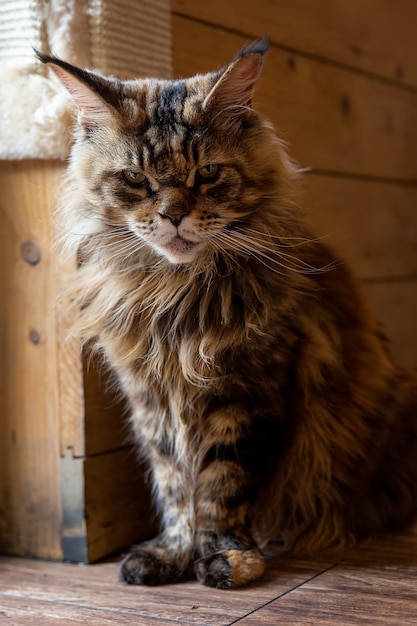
[121,158,241,265]
[36,40,296,267]
[85,97,252,264]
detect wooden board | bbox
[2,521,417,626]
[83,353,129,457]
[0,597,152,626]
[237,566,417,625]
[172,0,417,89]
[0,160,63,560]
[364,280,417,369]
[84,448,155,562]
[0,555,332,625]
[333,523,417,569]
[172,16,417,181]
[58,278,85,458]
[304,174,417,280]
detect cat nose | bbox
[158,203,190,226]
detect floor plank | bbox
[237,565,417,625]
[332,523,417,570]
[0,556,331,626]
[0,595,180,625]
[1,525,416,625]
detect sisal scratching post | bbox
[0,0,172,159]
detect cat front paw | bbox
[119,541,191,585]
[195,548,266,589]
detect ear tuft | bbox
[203,38,269,116]
[35,49,116,127]
[235,37,270,61]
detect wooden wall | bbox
[171,0,417,368]
[0,162,63,559]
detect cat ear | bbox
[35,50,117,127]
[203,38,269,117]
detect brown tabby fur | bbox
[36,40,417,589]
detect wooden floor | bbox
[1,524,417,625]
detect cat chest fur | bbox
[100,265,296,477]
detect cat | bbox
[36,39,417,589]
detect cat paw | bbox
[119,543,190,585]
[194,548,266,589]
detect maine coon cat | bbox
[36,40,417,589]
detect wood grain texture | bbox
[173,0,417,89]
[172,16,417,181]
[83,353,128,457]
[0,596,160,626]
[364,280,417,369]
[58,269,85,459]
[304,174,417,280]
[237,566,417,625]
[84,449,155,562]
[0,556,332,625]
[333,524,417,569]
[0,160,63,560]
[1,523,417,625]
[0,161,145,564]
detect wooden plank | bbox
[172,16,417,181]
[83,353,128,457]
[304,174,417,280]
[1,524,417,624]
[364,280,417,369]
[0,161,63,560]
[0,596,174,626]
[332,523,417,569]
[237,565,417,625]
[84,448,155,562]
[172,0,417,88]
[58,307,85,459]
[0,556,332,625]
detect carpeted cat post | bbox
[0,0,171,562]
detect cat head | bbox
[37,40,298,267]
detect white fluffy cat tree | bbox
[0,0,172,158]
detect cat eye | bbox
[196,163,220,182]
[122,169,147,186]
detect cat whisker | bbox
[231,230,337,272]
[208,237,241,272]
[244,227,331,248]
[214,231,291,276]
[217,230,337,275]
[226,228,319,262]
[102,236,141,254]
[50,211,127,244]
[73,209,119,228]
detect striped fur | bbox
[37,40,417,588]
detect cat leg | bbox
[194,456,266,588]
[119,446,194,585]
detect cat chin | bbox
[153,236,203,265]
